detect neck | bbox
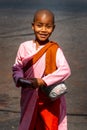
[35,39,49,45]
[35,39,49,50]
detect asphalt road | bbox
[0,8,87,130]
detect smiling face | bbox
[32,10,55,45]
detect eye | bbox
[36,23,42,28]
[46,25,53,29]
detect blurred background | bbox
[0,0,87,130]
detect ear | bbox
[32,22,34,30]
[52,24,55,32]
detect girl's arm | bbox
[42,48,71,86]
[12,44,24,87]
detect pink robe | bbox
[12,40,71,130]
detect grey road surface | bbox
[0,8,87,130]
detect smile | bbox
[39,34,48,38]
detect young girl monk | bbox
[12,9,71,130]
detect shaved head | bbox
[33,9,55,24]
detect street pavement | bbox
[0,8,87,130]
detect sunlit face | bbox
[32,13,55,43]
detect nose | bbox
[41,25,47,31]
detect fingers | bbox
[28,78,46,88]
[18,77,46,89]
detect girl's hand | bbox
[27,78,47,89]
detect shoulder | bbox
[50,41,64,56]
[17,40,34,55]
[20,40,33,47]
[50,41,60,48]
[18,40,34,51]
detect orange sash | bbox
[23,41,58,72]
[35,42,60,130]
